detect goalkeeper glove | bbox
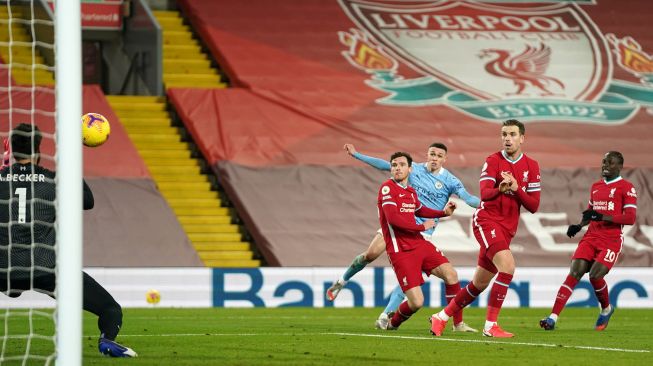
[566,224,582,238]
[582,209,603,221]
[1,138,9,169]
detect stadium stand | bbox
[152,10,227,89]
[172,0,653,267]
[106,94,259,267]
[0,83,202,267]
[0,6,53,86]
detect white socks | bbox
[600,304,612,316]
[484,321,496,331]
[436,310,449,322]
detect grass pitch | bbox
[2,307,652,365]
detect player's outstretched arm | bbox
[344,143,391,171]
[452,177,480,208]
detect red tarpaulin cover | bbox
[172,0,653,266]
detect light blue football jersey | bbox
[354,152,480,235]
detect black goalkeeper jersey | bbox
[0,163,93,279]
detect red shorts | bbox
[572,236,623,270]
[472,219,512,274]
[388,241,449,292]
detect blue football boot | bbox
[539,317,556,331]
[98,338,138,357]
[595,305,615,331]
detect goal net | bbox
[1,0,81,365]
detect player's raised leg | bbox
[326,232,385,301]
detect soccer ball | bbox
[81,112,110,147]
[146,289,161,305]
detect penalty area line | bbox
[325,332,651,354]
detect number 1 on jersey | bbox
[15,187,27,223]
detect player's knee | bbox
[104,301,123,321]
[442,269,459,284]
[473,278,491,291]
[568,269,584,280]
[501,260,516,274]
[409,298,424,310]
[588,269,607,280]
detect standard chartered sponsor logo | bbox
[400,202,416,212]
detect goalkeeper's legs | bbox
[83,272,122,340]
[326,232,385,301]
[83,272,137,357]
[29,272,123,338]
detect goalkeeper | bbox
[0,123,137,357]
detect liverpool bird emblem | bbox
[479,43,564,96]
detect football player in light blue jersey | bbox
[326,142,480,332]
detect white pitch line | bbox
[101,332,650,354]
[126,315,357,320]
[326,332,651,353]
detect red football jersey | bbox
[377,179,427,253]
[475,151,541,236]
[585,177,637,239]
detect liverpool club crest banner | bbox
[338,0,653,123]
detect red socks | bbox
[445,283,463,324]
[486,272,513,322]
[590,278,610,309]
[444,281,480,317]
[390,301,416,328]
[551,275,579,316]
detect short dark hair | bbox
[502,119,525,135]
[429,142,448,153]
[606,151,624,165]
[11,123,42,159]
[390,151,412,166]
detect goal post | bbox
[54,0,83,365]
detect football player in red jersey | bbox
[540,151,636,332]
[430,119,541,338]
[377,152,458,330]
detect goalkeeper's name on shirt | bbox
[0,173,47,182]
